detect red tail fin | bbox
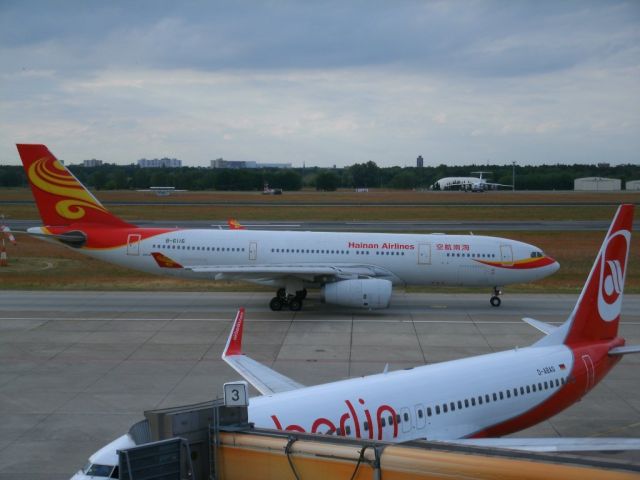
[16,144,131,227]
[564,204,634,345]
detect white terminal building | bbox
[210,158,292,169]
[137,158,183,168]
[574,177,621,191]
[626,180,640,191]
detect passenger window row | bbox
[270,248,406,256]
[153,244,245,252]
[422,377,566,418]
[447,253,496,258]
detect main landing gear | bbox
[490,287,502,307]
[270,288,308,312]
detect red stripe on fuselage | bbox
[474,256,556,270]
[468,340,624,438]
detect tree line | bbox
[1,161,638,191]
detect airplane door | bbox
[249,242,257,261]
[400,407,412,434]
[581,354,595,394]
[418,243,431,265]
[415,404,426,430]
[127,234,141,256]
[500,245,513,266]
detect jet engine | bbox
[322,278,392,309]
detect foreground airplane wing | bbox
[444,437,640,452]
[222,308,305,395]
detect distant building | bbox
[82,159,103,167]
[626,180,640,191]
[210,158,291,169]
[137,158,182,168]
[574,177,621,191]
[416,155,424,168]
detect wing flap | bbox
[222,308,304,396]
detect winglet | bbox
[223,308,245,357]
[227,218,246,230]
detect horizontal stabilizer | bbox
[522,317,558,335]
[609,345,640,356]
[445,437,640,452]
[222,309,304,395]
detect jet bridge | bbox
[110,388,639,480]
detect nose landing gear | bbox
[270,288,308,311]
[490,287,502,307]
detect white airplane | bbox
[72,204,638,480]
[432,171,512,192]
[17,144,558,309]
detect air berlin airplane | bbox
[17,144,558,310]
[225,204,639,448]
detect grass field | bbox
[0,188,637,293]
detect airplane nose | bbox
[548,258,560,274]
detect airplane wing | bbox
[187,264,384,280]
[222,308,305,395]
[522,317,558,335]
[443,437,640,452]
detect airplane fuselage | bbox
[37,226,558,289]
[247,339,622,442]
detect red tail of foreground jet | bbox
[18,144,560,310]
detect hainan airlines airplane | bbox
[17,144,558,310]
[72,204,638,479]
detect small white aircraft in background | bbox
[72,204,639,480]
[18,144,558,310]
[432,171,512,192]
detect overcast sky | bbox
[1,1,639,167]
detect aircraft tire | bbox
[270,297,284,311]
[289,298,303,311]
[490,296,501,307]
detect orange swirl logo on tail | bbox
[27,156,108,221]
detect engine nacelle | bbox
[322,279,392,309]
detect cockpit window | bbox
[84,463,115,477]
[530,251,544,258]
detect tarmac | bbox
[0,290,639,479]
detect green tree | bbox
[388,170,417,189]
[315,171,340,191]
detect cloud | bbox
[0,1,638,166]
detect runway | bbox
[4,218,613,232]
[1,291,639,479]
